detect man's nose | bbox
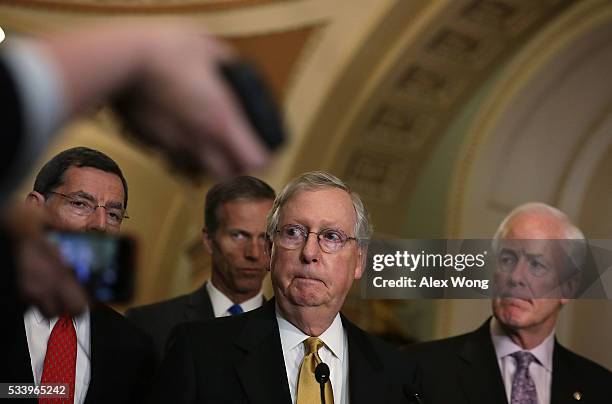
[244,238,265,262]
[300,232,321,263]
[87,206,107,233]
[508,258,529,286]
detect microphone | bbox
[314,362,330,404]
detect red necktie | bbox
[39,315,76,404]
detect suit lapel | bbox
[551,341,581,404]
[457,319,508,404]
[344,317,388,404]
[234,301,291,404]
[84,306,110,404]
[9,314,36,383]
[4,312,37,404]
[184,283,215,322]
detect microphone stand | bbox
[319,383,325,404]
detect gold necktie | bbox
[297,337,334,404]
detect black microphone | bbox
[314,362,330,404]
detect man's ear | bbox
[202,228,214,254]
[26,191,46,208]
[354,246,367,280]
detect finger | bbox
[58,275,88,316]
[198,142,236,180]
[199,69,270,172]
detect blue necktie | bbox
[228,304,244,316]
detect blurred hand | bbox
[113,27,270,179]
[3,203,87,317]
[42,22,271,180]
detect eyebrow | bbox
[524,252,548,264]
[289,219,346,229]
[69,191,124,209]
[229,228,267,237]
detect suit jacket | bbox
[1,304,156,404]
[404,318,612,404]
[125,283,216,364]
[126,282,268,364]
[149,300,420,404]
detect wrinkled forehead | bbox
[60,166,126,205]
[496,238,577,272]
[279,188,357,230]
[497,238,560,253]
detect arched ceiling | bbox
[0,0,584,300]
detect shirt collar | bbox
[30,305,90,333]
[276,306,345,362]
[206,281,264,316]
[490,317,554,372]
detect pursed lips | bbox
[292,274,326,286]
[238,267,264,273]
[500,294,534,307]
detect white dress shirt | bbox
[23,307,91,404]
[490,318,554,404]
[277,308,349,404]
[206,281,264,318]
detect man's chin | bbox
[287,290,328,308]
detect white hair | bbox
[492,202,586,272]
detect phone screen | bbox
[48,232,135,303]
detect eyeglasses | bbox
[275,224,357,253]
[48,191,129,226]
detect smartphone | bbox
[220,61,286,151]
[47,231,136,303]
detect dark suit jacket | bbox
[125,283,216,364]
[1,304,156,404]
[125,282,267,364]
[404,319,612,404]
[149,300,420,404]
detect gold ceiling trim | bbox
[0,0,286,14]
[447,0,612,237]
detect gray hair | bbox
[492,202,586,272]
[266,171,372,248]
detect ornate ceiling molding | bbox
[282,0,573,236]
[448,0,612,237]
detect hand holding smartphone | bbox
[48,231,136,304]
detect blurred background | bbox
[1,0,610,369]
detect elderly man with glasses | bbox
[4,146,155,404]
[150,171,420,404]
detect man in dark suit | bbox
[126,176,275,361]
[150,171,420,404]
[1,147,156,404]
[406,203,612,404]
